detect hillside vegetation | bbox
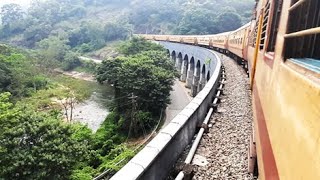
[0,0,254,50]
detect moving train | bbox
[141,0,320,179]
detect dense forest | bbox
[0,0,255,179]
[0,0,254,50]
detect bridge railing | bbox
[109,48,222,180]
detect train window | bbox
[267,0,283,52]
[250,18,259,47]
[284,0,320,61]
[259,0,271,50]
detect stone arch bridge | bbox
[158,41,217,97]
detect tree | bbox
[37,35,70,62]
[216,12,242,32]
[96,38,176,136]
[0,93,90,179]
[104,22,131,42]
[176,8,219,35]
[0,3,23,26]
[62,51,81,71]
[0,60,12,92]
[117,37,164,56]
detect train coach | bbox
[140,0,320,179]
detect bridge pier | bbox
[177,56,182,72]
[191,62,200,97]
[191,75,200,97]
[186,58,195,88]
[180,60,188,82]
[198,74,206,93]
[171,51,177,68]
[186,68,194,88]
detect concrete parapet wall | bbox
[110,44,222,180]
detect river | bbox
[71,81,114,132]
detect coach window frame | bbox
[260,0,283,59]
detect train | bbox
[140,0,320,179]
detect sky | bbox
[0,0,31,8]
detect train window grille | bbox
[260,0,271,50]
[284,0,320,61]
[250,18,259,47]
[266,0,283,52]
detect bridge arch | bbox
[171,51,177,65]
[186,57,195,88]
[207,71,211,82]
[177,53,183,71]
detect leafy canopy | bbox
[96,38,176,136]
[0,93,90,179]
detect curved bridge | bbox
[159,42,217,97]
[110,42,223,180]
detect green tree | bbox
[0,60,12,92]
[117,37,164,56]
[216,12,242,32]
[37,35,70,62]
[176,8,218,35]
[0,3,23,26]
[62,51,82,71]
[96,38,175,136]
[104,22,131,42]
[0,93,90,179]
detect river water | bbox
[71,81,114,132]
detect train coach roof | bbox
[232,22,251,32]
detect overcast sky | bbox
[0,0,31,8]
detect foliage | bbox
[176,8,218,35]
[216,12,242,32]
[0,58,12,92]
[0,3,23,26]
[71,166,95,180]
[0,45,47,98]
[117,37,164,56]
[104,22,132,42]
[37,35,70,62]
[0,0,254,47]
[98,144,135,172]
[62,52,82,71]
[97,38,175,137]
[75,60,97,73]
[0,3,24,38]
[0,93,90,179]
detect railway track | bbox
[169,53,254,180]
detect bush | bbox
[26,75,48,91]
[62,52,82,71]
[76,43,93,53]
[71,166,95,180]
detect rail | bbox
[289,0,307,11]
[284,27,320,38]
[109,47,222,180]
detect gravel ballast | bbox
[192,54,254,180]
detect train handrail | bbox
[284,27,320,38]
